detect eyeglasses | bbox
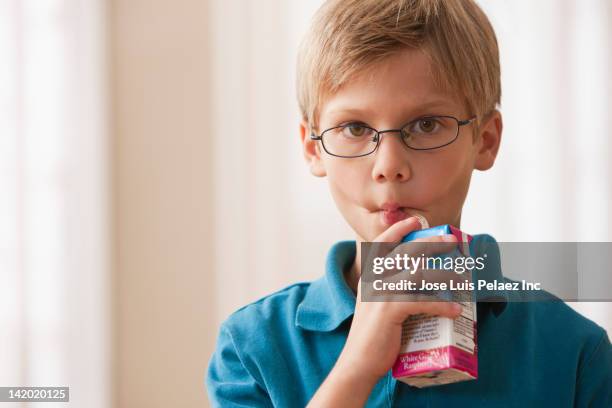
[310,115,476,158]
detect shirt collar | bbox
[470,234,509,316]
[295,240,357,332]
[295,235,508,332]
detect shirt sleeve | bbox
[574,329,612,408]
[206,323,274,408]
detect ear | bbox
[300,120,327,177]
[473,109,502,171]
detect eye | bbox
[410,118,441,134]
[341,123,373,138]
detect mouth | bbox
[377,202,411,227]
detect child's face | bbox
[300,48,501,242]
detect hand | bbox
[336,216,463,383]
[307,216,463,407]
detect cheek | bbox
[324,160,375,240]
[439,162,471,198]
[325,160,369,206]
[413,148,474,203]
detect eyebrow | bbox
[325,99,455,119]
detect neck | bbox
[345,239,362,294]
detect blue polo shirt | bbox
[206,235,612,407]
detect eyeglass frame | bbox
[310,115,477,158]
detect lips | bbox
[381,208,408,226]
[378,202,409,226]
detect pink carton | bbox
[392,220,477,388]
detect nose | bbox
[371,131,412,183]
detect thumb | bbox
[373,215,427,243]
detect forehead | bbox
[319,49,463,125]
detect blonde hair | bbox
[296,0,501,131]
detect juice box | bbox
[391,218,478,388]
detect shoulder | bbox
[221,281,312,338]
[503,278,608,358]
[207,282,315,407]
[506,278,603,329]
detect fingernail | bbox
[413,214,429,229]
[452,303,463,313]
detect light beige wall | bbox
[110,0,214,407]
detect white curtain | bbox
[473,0,612,332]
[210,0,340,330]
[0,0,109,407]
[209,0,611,337]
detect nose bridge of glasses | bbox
[374,128,404,141]
[377,128,404,135]
[375,127,407,145]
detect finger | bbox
[402,300,463,319]
[372,216,424,243]
[393,235,459,258]
[362,216,428,270]
[386,267,458,286]
[363,268,465,302]
[408,267,465,285]
[367,235,458,280]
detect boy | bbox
[206,0,612,406]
